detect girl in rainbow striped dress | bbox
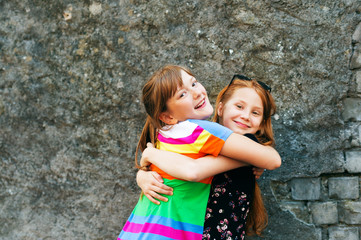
[117,65,281,240]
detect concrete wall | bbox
[1,0,360,239]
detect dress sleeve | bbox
[188,119,233,157]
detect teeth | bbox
[195,99,205,109]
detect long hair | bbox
[135,65,194,169]
[212,79,276,236]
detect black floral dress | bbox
[202,134,257,240]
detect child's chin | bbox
[201,114,213,120]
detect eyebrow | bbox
[236,100,263,111]
[174,85,186,95]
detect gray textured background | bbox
[1,0,359,239]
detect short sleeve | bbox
[187,119,233,157]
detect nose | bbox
[241,110,250,120]
[192,88,202,99]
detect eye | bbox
[236,104,243,109]
[192,81,198,87]
[179,91,187,98]
[252,111,262,116]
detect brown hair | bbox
[135,65,194,168]
[212,79,276,236]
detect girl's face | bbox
[218,87,264,135]
[162,70,213,123]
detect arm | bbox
[137,158,264,204]
[141,143,249,182]
[220,133,281,170]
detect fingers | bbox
[151,171,164,183]
[139,170,174,202]
[144,192,161,205]
[143,186,172,205]
[144,188,172,204]
[152,192,169,203]
[150,172,173,193]
[252,167,264,174]
[140,171,173,204]
[252,167,265,179]
[152,184,173,196]
[143,186,171,205]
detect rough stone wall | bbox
[0,0,360,239]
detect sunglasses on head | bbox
[229,74,272,93]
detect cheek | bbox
[176,100,189,109]
[223,116,235,129]
[252,118,262,128]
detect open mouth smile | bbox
[195,99,206,109]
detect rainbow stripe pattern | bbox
[118,119,232,240]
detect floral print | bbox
[202,166,255,240]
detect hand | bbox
[136,170,173,205]
[252,167,265,180]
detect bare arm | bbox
[141,133,281,182]
[138,141,267,203]
[141,143,249,182]
[136,161,264,204]
[220,133,281,170]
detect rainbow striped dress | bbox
[117,119,233,240]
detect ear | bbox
[217,102,224,117]
[159,111,178,125]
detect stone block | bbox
[345,151,361,173]
[342,98,361,121]
[356,71,361,93]
[291,178,321,200]
[344,123,361,148]
[315,228,322,240]
[328,226,359,240]
[350,45,361,69]
[328,177,359,199]
[309,202,338,225]
[353,22,361,43]
[339,201,361,224]
[279,201,311,224]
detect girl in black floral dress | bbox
[202,76,276,239]
[137,75,278,240]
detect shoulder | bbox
[187,119,230,131]
[186,119,233,140]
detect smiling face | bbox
[218,87,264,135]
[161,70,213,124]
